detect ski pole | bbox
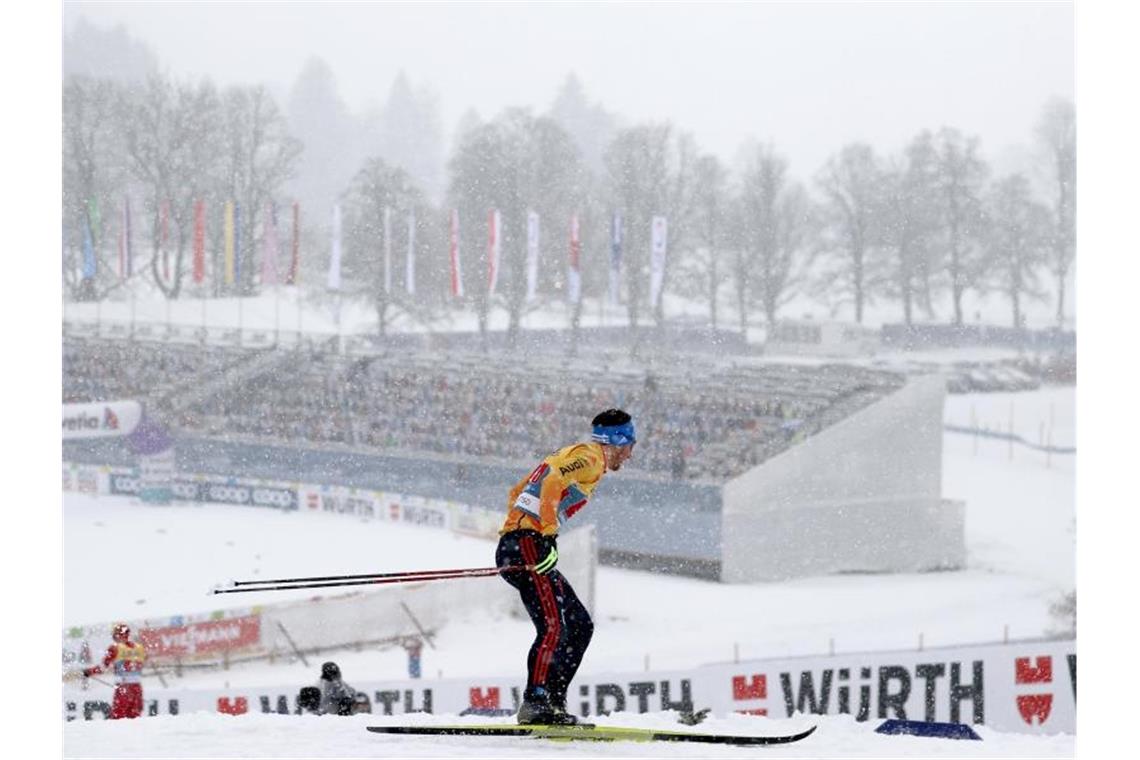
[213,565,533,595]
[229,565,529,588]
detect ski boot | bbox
[517,687,579,726]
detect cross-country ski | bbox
[366,722,819,745]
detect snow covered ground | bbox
[62,386,1075,756]
[63,711,1075,759]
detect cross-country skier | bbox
[496,408,636,725]
[83,623,147,719]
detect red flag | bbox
[449,209,463,297]
[487,209,501,295]
[193,200,206,284]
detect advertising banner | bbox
[107,473,297,511]
[62,638,1074,735]
[62,400,142,440]
[137,615,262,659]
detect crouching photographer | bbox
[298,661,370,715]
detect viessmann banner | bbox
[63,638,1075,734]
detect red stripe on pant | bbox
[522,535,561,687]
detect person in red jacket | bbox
[84,623,147,719]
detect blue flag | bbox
[82,216,97,279]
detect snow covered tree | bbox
[815,143,884,324]
[879,131,941,325]
[1035,97,1076,328]
[932,128,990,325]
[63,75,128,300]
[984,173,1051,329]
[603,122,691,347]
[342,158,427,336]
[375,71,445,204]
[548,73,620,178]
[739,145,815,330]
[448,108,585,349]
[672,153,731,329]
[216,84,302,294]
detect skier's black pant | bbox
[496,530,593,707]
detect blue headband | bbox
[592,421,636,446]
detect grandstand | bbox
[62,332,960,581]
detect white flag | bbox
[487,209,501,296]
[649,215,668,307]
[526,210,540,302]
[382,206,392,294]
[406,210,416,295]
[327,203,342,291]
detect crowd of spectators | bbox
[64,337,905,482]
[63,338,264,412]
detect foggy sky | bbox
[63,1,1073,177]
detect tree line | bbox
[63,72,1075,341]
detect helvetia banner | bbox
[62,400,143,440]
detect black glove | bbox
[534,535,558,574]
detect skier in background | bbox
[83,622,146,719]
[496,408,636,725]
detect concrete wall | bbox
[721,375,964,582]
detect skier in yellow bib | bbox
[496,409,636,725]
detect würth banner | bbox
[64,638,1074,734]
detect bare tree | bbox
[342,158,426,336]
[879,131,941,325]
[120,75,225,299]
[815,143,883,324]
[739,145,815,329]
[673,153,730,328]
[217,84,303,294]
[603,123,679,351]
[1035,97,1076,328]
[63,76,128,300]
[932,128,990,325]
[985,174,1051,329]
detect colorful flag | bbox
[526,210,540,303]
[327,203,342,291]
[449,209,463,297]
[261,202,280,286]
[192,200,206,284]
[383,206,392,294]
[649,215,668,307]
[487,209,501,295]
[81,215,96,279]
[118,198,133,280]
[405,210,416,295]
[87,197,101,244]
[609,212,623,306]
[567,214,581,304]
[288,202,300,285]
[223,201,235,286]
